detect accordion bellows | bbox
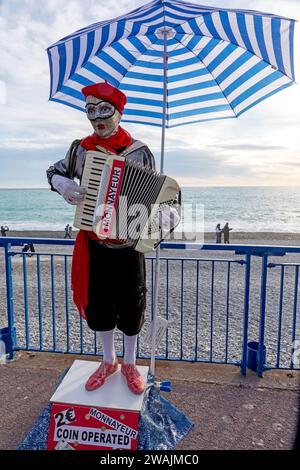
[74,149,180,253]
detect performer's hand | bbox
[157,206,180,231]
[51,175,87,205]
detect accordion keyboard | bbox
[93,155,180,253]
[74,151,107,230]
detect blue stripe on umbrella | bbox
[254,15,269,64]
[70,37,81,77]
[83,62,120,87]
[223,62,269,96]
[169,104,232,120]
[207,44,239,73]
[289,21,295,80]
[203,14,223,40]
[70,73,94,87]
[57,43,67,90]
[50,97,85,112]
[83,31,95,65]
[271,18,285,74]
[236,12,254,55]
[217,51,255,84]
[124,108,163,119]
[111,43,137,65]
[126,71,163,82]
[168,80,217,96]
[168,68,210,83]
[115,20,126,42]
[97,24,110,53]
[96,50,129,76]
[219,11,240,45]
[59,85,85,101]
[127,96,163,107]
[230,70,285,108]
[47,49,54,98]
[197,38,223,61]
[120,83,164,95]
[168,92,225,108]
[134,59,163,69]
[168,57,203,70]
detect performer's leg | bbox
[116,251,146,394]
[85,242,119,391]
[123,333,137,364]
[100,329,116,364]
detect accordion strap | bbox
[120,140,146,157]
[95,140,146,158]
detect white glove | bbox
[157,206,180,232]
[51,175,87,205]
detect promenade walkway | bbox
[0,352,299,450]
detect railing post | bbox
[0,243,16,360]
[257,254,268,377]
[241,254,251,376]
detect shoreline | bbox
[1,230,300,245]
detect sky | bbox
[0,0,299,188]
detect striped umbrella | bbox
[47,0,295,130]
[47,0,296,375]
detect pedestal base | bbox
[47,360,149,450]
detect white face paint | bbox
[85,95,121,138]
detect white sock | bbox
[123,334,138,365]
[100,329,116,364]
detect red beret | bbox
[82,82,127,114]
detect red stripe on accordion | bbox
[98,158,125,238]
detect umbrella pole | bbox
[150,27,168,376]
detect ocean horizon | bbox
[1,186,300,233]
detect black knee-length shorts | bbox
[85,241,147,336]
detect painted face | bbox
[85,95,121,138]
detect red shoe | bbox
[121,363,145,395]
[85,359,118,391]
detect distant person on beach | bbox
[215,224,222,244]
[64,224,71,239]
[21,244,35,257]
[222,223,232,244]
[1,225,9,237]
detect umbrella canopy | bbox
[47,0,295,128]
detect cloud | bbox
[214,143,286,152]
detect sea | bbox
[0,186,300,233]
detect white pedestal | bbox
[48,360,149,450]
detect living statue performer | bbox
[47,82,176,395]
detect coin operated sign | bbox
[48,403,139,450]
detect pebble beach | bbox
[1,230,300,370]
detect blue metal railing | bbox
[1,237,300,376]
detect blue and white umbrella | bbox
[47,0,296,375]
[47,0,295,129]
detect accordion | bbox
[74,148,180,253]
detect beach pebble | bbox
[242,403,255,410]
[252,438,264,447]
[222,415,235,424]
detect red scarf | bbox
[80,126,132,152]
[71,126,133,319]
